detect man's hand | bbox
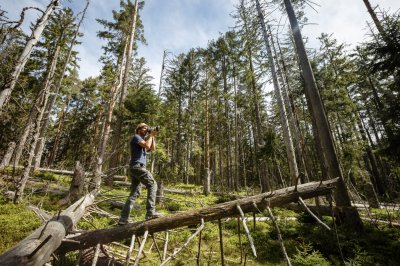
[150,129,157,137]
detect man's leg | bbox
[134,167,159,218]
[119,171,141,224]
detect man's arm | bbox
[138,131,156,152]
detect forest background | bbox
[0,0,400,264]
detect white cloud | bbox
[302,0,400,49]
[2,0,399,86]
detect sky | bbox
[1,0,399,88]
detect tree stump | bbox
[0,142,16,167]
[156,180,164,205]
[60,161,85,205]
[364,182,380,208]
[70,161,85,203]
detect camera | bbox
[147,126,161,133]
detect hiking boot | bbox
[117,219,133,226]
[145,212,164,220]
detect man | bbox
[118,123,163,225]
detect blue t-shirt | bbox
[130,134,146,165]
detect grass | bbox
[0,195,41,253]
[0,175,399,265]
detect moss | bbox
[77,215,114,230]
[1,180,399,266]
[0,196,41,253]
[165,200,182,212]
[34,171,58,181]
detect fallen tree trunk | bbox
[0,190,98,266]
[38,167,76,176]
[58,178,339,253]
[284,203,400,228]
[113,181,197,195]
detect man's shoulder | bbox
[131,134,144,143]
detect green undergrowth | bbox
[1,178,399,265]
[33,171,72,187]
[0,195,41,253]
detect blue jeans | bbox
[119,164,157,222]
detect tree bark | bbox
[239,0,268,191]
[33,0,90,170]
[58,178,339,253]
[0,0,59,111]
[14,46,60,202]
[0,142,16,167]
[283,0,363,229]
[274,31,310,182]
[203,70,211,195]
[0,190,97,266]
[254,0,299,186]
[91,43,128,189]
[65,161,86,204]
[47,97,70,167]
[362,0,388,43]
[108,0,139,174]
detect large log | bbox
[113,181,197,195]
[0,191,97,266]
[58,178,339,253]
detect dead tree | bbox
[0,0,59,111]
[108,0,139,176]
[58,178,339,253]
[254,0,299,185]
[0,190,97,266]
[91,40,128,190]
[283,0,363,229]
[14,45,60,202]
[59,161,86,206]
[33,0,90,170]
[0,142,15,167]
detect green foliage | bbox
[202,222,219,241]
[292,242,331,266]
[0,195,41,253]
[77,216,114,230]
[165,200,182,212]
[34,171,58,181]
[28,193,65,212]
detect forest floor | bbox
[1,169,400,265]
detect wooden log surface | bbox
[0,191,97,266]
[58,178,339,253]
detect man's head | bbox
[136,123,148,134]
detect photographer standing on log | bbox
[118,123,163,225]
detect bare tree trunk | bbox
[0,0,59,111]
[233,67,240,191]
[362,0,387,41]
[254,0,299,186]
[203,71,210,195]
[13,102,41,167]
[108,0,139,174]
[0,190,97,266]
[158,50,168,97]
[274,31,310,182]
[222,56,233,189]
[14,46,60,202]
[0,142,16,167]
[283,0,362,229]
[357,117,385,195]
[47,97,70,167]
[239,0,268,192]
[33,0,90,170]
[91,44,127,189]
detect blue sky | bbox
[1,0,399,87]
